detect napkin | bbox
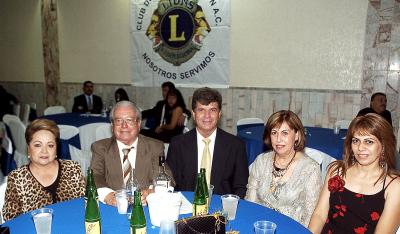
[178,192,193,214]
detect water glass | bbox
[208,184,214,207]
[115,189,128,214]
[254,220,277,234]
[31,208,53,234]
[221,194,239,221]
[333,124,340,134]
[159,219,176,234]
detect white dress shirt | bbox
[97,138,138,203]
[196,128,217,173]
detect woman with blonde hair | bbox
[245,110,321,226]
[309,113,400,233]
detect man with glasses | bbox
[72,80,103,114]
[90,101,174,206]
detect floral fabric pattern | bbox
[321,175,386,234]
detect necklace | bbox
[271,152,296,178]
[270,152,297,194]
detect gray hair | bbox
[109,100,142,122]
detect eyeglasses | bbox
[113,118,139,126]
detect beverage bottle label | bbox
[85,221,101,234]
[193,204,207,216]
[130,227,147,234]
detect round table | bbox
[3,192,310,233]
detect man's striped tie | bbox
[122,147,133,185]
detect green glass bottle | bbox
[200,168,209,213]
[130,190,146,234]
[85,168,98,203]
[193,173,207,216]
[85,190,101,234]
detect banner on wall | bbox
[130,0,230,88]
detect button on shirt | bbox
[196,129,217,173]
[97,138,138,203]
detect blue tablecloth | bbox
[43,112,109,127]
[3,192,310,234]
[238,125,347,164]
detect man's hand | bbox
[104,191,117,206]
[141,188,154,206]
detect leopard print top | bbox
[2,160,85,221]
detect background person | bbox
[357,92,392,125]
[90,101,174,206]
[245,110,321,227]
[114,88,130,103]
[2,119,85,221]
[308,113,400,234]
[72,80,103,114]
[141,88,186,143]
[141,81,190,129]
[166,87,249,198]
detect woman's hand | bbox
[155,126,163,133]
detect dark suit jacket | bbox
[72,94,103,114]
[90,135,174,191]
[166,128,249,198]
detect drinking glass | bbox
[208,184,214,209]
[159,219,176,234]
[221,194,239,221]
[115,189,128,214]
[31,208,53,234]
[254,220,277,234]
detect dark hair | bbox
[161,82,175,90]
[115,88,129,102]
[25,119,60,145]
[166,88,186,111]
[191,87,222,110]
[263,110,306,152]
[329,113,399,183]
[370,92,386,102]
[83,81,93,87]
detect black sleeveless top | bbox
[322,176,397,234]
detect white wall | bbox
[0,0,368,90]
[230,0,368,90]
[0,0,44,82]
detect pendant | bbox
[269,184,276,193]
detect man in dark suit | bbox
[90,101,174,206]
[72,81,103,114]
[166,87,249,198]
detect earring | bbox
[28,155,31,159]
[351,154,356,165]
[379,158,386,168]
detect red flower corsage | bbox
[328,175,345,192]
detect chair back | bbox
[58,125,80,160]
[22,104,30,126]
[59,125,80,140]
[236,117,264,132]
[334,120,351,129]
[13,104,21,119]
[305,147,336,181]
[79,122,110,151]
[2,115,28,168]
[44,106,67,115]
[95,123,112,141]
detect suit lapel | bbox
[135,135,146,185]
[211,128,225,185]
[107,138,124,189]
